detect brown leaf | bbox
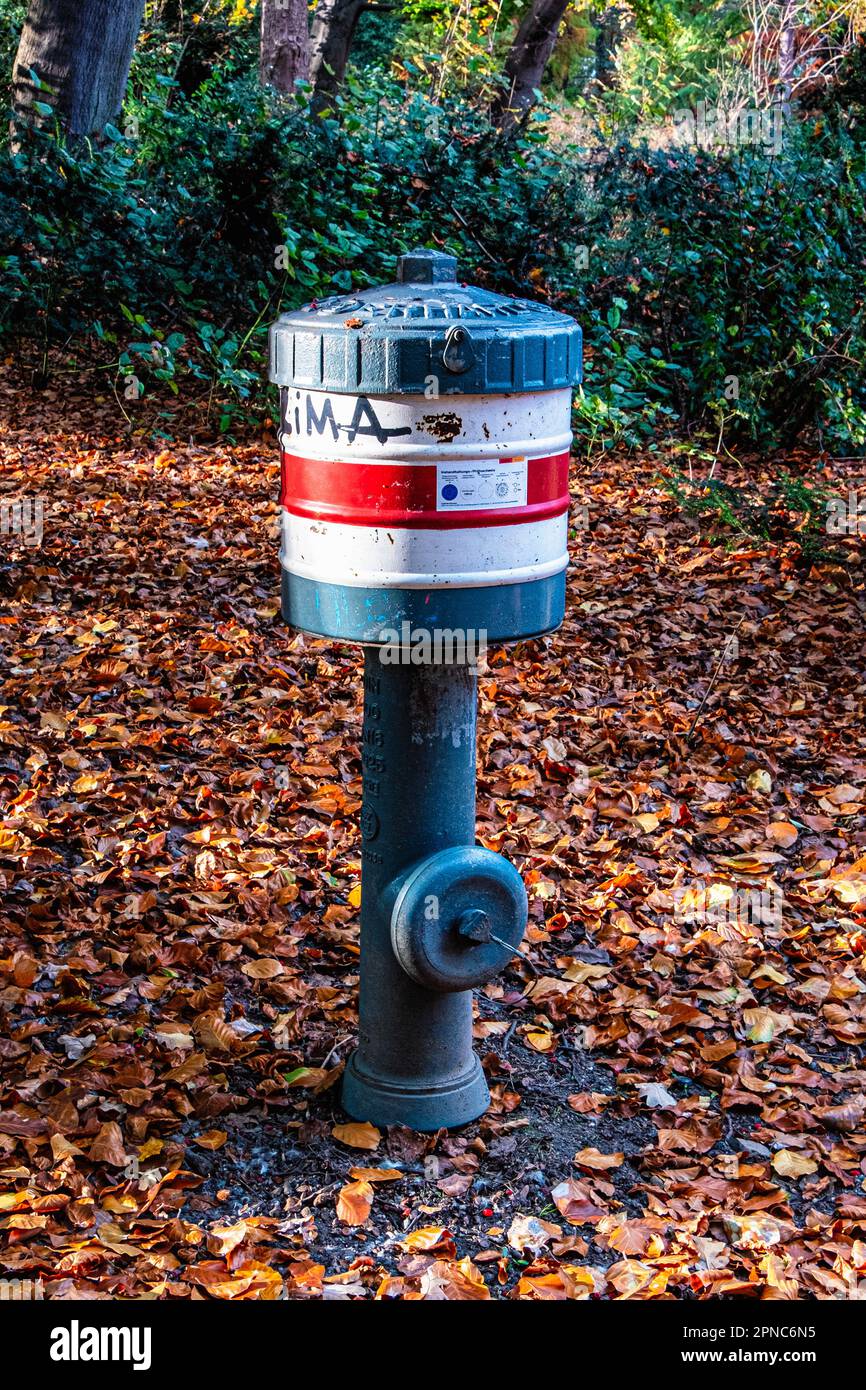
[193,1011,238,1054]
[551,1179,607,1226]
[240,958,283,980]
[772,1149,817,1178]
[88,1121,128,1168]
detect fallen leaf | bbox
[574,1147,624,1170]
[194,1130,228,1151]
[772,1149,817,1178]
[767,820,799,847]
[88,1122,128,1168]
[349,1167,403,1182]
[743,1006,794,1043]
[332,1121,381,1151]
[507,1213,561,1255]
[240,958,283,980]
[400,1227,456,1254]
[551,1179,607,1226]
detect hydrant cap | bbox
[396,249,458,284]
[269,246,582,396]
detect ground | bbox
[0,375,865,1300]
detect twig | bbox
[685,614,747,745]
[448,200,500,266]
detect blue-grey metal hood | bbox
[269,248,582,396]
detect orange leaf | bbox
[767,820,799,847]
[336,1180,373,1226]
[574,1147,624,1170]
[419,1257,490,1300]
[194,1130,228,1151]
[332,1121,381,1151]
[349,1167,403,1182]
[400,1226,456,1255]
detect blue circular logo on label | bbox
[442,484,459,501]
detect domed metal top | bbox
[269,247,582,396]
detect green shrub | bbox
[0,53,864,451]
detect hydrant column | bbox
[344,656,487,1129]
[270,247,582,1130]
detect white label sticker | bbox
[436,459,528,512]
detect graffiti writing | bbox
[282,390,412,447]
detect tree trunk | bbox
[160,0,183,30]
[494,0,571,129]
[260,0,310,94]
[777,0,798,105]
[309,0,366,108]
[12,0,145,137]
[593,5,625,91]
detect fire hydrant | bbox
[270,249,581,1129]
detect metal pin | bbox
[489,932,536,970]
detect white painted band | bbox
[280,511,569,589]
[278,388,573,462]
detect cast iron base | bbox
[342,1049,489,1132]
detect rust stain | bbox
[417,413,463,443]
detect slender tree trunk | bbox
[160,0,183,29]
[777,0,798,104]
[12,0,145,137]
[494,0,571,129]
[260,0,310,94]
[309,0,366,107]
[593,4,625,90]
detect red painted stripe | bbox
[280,451,570,529]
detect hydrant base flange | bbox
[342,1049,489,1132]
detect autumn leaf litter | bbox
[1,385,865,1299]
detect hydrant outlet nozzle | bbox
[390,845,527,994]
[456,910,493,944]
